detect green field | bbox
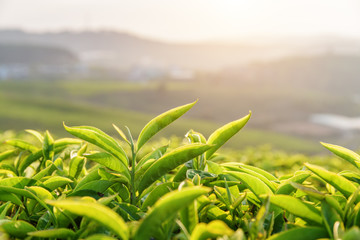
[0,80,326,154]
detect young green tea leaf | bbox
[48,199,129,240]
[226,171,273,200]
[42,130,54,160]
[113,124,131,145]
[269,195,323,225]
[136,144,169,170]
[28,228,75,238]
[137,144,211,194]
[141,182,179,210]
[64,124,128,167]
[137,100,197,151]
[224,165,276,192]
[321,142,360,169]
[85,234,118,240]
[305,163,357,199]
[135,186,211,240]
[25,129,44,143]
[0,150,17,163]
[0,192,23,206]
[267,227,328,240]
[17,150,43,173]
[84,152,130,180]
[42,176,73,192]
[190,220,234,240]
[1,220,37,239]
[276,171,311,195]
[205,112,251,159]
[5,139,39,153]
[321,199,343,238]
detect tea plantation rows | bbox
[1,101,360,239]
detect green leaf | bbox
[223,162,277,181]
[85,234,118,240]
[186,129,207,144]
[0,177,36,188]
[42,130,54,160]
[1,220,37,239]
[32,160,57,180]
[26,186,54,200]
[47,199,129,240]
[25,129,44,143]
[224,165,276,192]
[226,171,273,200]
[135,186,211,240]
[269,195,322,225]
[321,142,360,169]
[0,202,12,219]
[84,152,130,180]
[137,100,197,151]
[276,171,311,195]
[64,124,128,167]
[340,170,360,184]
[321,199,343,238]
[141,182,179,210]
[267,227,328,240]
[69,156,86,179]
[113,124,131,145]
[305,163,357,199]
[0,192,23,206]
[18,150,43,173]
[136,144,169,170]
[72,180,113,195]
[5,139,39,153]
[54,138,82,148]
[69,143,88,179]
[186,169,217,180]
[205,112,251,159]
[0,149,17,162]
[290,182,325,200]
[114,202,141,221]
[42,176,73,191]
[75,165,101,191]
[28,228,75,238]
[137,144,211,194]
[343,226,360,240]
[190,220,234,240]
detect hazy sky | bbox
[0,0,359,42]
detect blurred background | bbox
[1,0,360,154]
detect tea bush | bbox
[1,101,360,239]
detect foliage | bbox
[1,101,360,239]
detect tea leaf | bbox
[305,163,357,199]
[269,195,322,224]
[135,186,211,240]
[48,199,129,240]
[137,144,211,194]
[226,171,273,199]
[64,124,128,167]
[28,228,75,238]
[206,112,251,159]
[1,220,37,238]
[190,220,234,240]
[267,227,328,240]
[321,142,360,169]
[137,100,197,151]
[84,152,130,180]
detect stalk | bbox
[130,143,137,205]
[126,126,137,205]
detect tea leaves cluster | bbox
[1,101,360,239]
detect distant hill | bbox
[1,29,359,70]
[0,43,78,65]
